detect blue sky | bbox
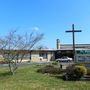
[0,0,90,48]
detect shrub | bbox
[37,65,61,74]
[0,61,8,64]
[87,68,90,75]
[51,61,58,65]
[75,65,87,76]
[65,65,87,80]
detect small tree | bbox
[0,30,43,75]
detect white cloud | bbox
[32,26,40,31]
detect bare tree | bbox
[0,30,43,75]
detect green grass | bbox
[0,64,90,90]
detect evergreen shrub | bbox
[65,65,87,80]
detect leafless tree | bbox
[0,30,43,75]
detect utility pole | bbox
[65,24,82,61]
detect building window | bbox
[78,56,85,62]
[39,53,47,59]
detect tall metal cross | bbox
[65,24,82,61]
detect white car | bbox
[56,56,72,62]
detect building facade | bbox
[56,43,90,63]
[1,43,90,63]
[17,44,90,63]
[30,50,55,62]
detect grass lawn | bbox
[0,64,90,90]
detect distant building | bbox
[29,43,90,63]
[0,39,90,63]
[30,49,55,62]
[56,39,90,63]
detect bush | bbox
[51,61,58,65]
[65,65,87,80]
[75,65,87,75]
[37,65,61,74]
[0,61,8,64]
[87,68,90,75]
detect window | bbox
[78,56,85,62]
[39,53,47,59]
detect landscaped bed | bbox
[0,64,90,90]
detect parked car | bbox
[56,56,72,62]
